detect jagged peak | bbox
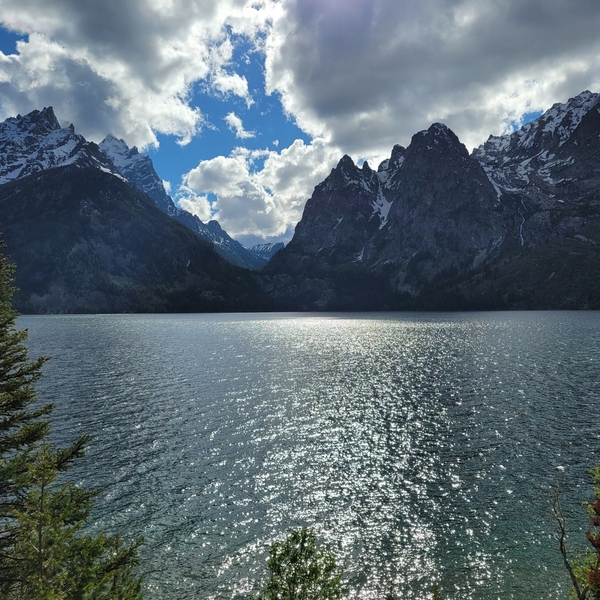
[4,106,62,135]
[551,89,599,112]
[429,121,449,133]
[410,122,467,158]
[377,158,389,172]
[101,133,122,144]
[207,219,226,234]
[474,89,600,162]
[536,90,599,137]
[99,135,145,176]
[426,122,460,142]
[39,105,57,119]
[361,160,372,173]
[325,153,360,184]
[377,144,406,178]
[100,134,134,155]
[389,144,406,167]
[251,241,285,252]
[337,154,355,169]
[0,107,120,186]
[34,106,60,129]
[32,106,60,127]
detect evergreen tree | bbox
[255,527,343,600]
[0,242,142,598]
[0,244,52,564]
[579,467,600,599]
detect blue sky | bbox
[0,0,599,246]
[148,38,310,191]
[0,28,21,54]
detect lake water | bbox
[20,311,600,600]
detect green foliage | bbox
[255,527,344,600]
[432,582,444,600]
[574,468,600,599]
[556,468,600,600]
[0,244,52,563]
[0,241,143,599]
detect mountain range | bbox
[0,91,599,312]
[0,108,274,312]
[262,91,600,310]
[0,107,276,270]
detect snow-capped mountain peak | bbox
[247,242,285,263]
[471,90,600,225]
[98,134,139,171]
[99,134,174,215]
[0,106,116,185]
[7,106,61,137]
[474,90,600,165]
[538,90,599,143]
[0,108,268,270]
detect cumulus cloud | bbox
[1,0,600,242]
[177,191,213,223]
[178,138,341,239]
[0,0,269,147]
[265,0,600,152]
[224,112,255,139]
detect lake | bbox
[20,311,600,599]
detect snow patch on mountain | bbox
[0,107,117,185]
[373,175,393,229]
[247,242,284,263]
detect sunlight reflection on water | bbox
[21,311,600,599]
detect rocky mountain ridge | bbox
[263,90,600,310]
[98,135,265,269]
[0,109,266,269]
[1,91,599,312]
[248,242,285,262]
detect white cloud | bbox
[264,0,600,153]
[0,0,272,148]
[212,71,252,105]
[177,191,212,222]
[2,0,600,242]
[224,112,255,139]
[178,138,341,239]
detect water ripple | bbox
[20,311,600,600]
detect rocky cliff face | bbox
[263,91,600,310]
